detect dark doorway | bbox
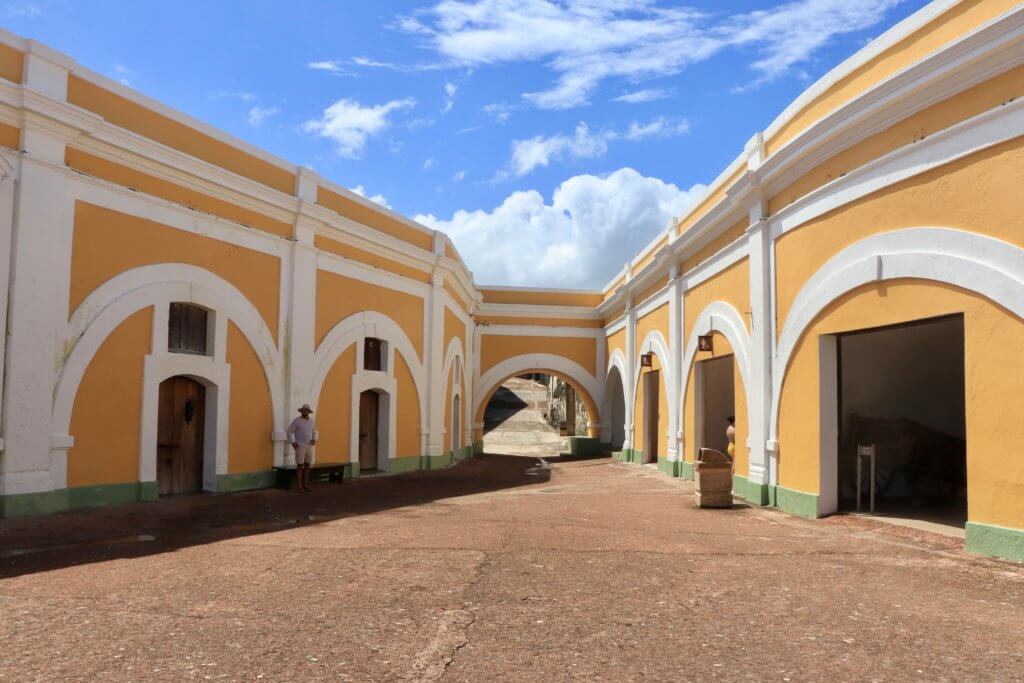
[359,390,380,471]
[643,370,660,464]
[157,376,206,495]
[699,355,735,454]
[605,367,626,451]
[837,315,967,527]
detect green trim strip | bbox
[567,436,604,456]
[425,452,453,470]
[1,489,69,518]
[678,461,694,480]
[390,456,423,474]
[774,485,819,519]
[966,522,1024,562]
[69,482,152,509]
[473,440,484,456]
[732,474,770,505]
[217,470,276,492]
[453,445,474,462]
[657,457,680,477]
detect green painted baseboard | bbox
[217,470,276,492]
[1,489,69,518]
[424,452,453,470]
[732,474,770,505]
[473,440,484,456]
[966,522,1024,562]
[567,436,604,456]
[773,485,819,518]
[657,457,682,477]
[678,460,694,480]
[453,445,474,462]
[389,456,423,474]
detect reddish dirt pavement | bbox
[1,454,1022,681]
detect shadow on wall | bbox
[0,454,549,580]
[483,385,529,432]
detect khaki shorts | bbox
[294,443,313,465]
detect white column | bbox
[2,45,76,500]
[425,236,446,457]
[623,295,636,452]
[282,172,319,466]
[667,262,683,462]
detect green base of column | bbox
[966,522,1024,562]
[453,445,474,462]
[423,452,453,470]
[773,485,819,518]
[1,489,70,517]
[473,440,484,456]
[732,474,770,505]
[678,461,694,480]
[389,456,423,474]
[567,436,604,456]
[217,470,276,492]
[657,457,682,477]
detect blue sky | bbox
[4,0,929,288]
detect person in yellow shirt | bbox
[725,416,736,459]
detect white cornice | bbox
[474,302,602,320]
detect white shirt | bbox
[287,416,318,445]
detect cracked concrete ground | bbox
[1,456,1022,681]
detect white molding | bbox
[473,353,601,421]
[479,325,602,339]
[769,228,1024,441]
[475,302,602,320]
[634,286,670,320]
[316,250,432,301]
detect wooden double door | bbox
[157,376,206,495]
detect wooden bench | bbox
[273,461,352,488]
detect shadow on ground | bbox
[0,453,560,579]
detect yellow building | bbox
[0,1,1022,562]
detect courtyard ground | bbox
[1,452,1022,681]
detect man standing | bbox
[287,404,318,493]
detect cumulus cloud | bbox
[505,117,689,177]
[442,81,458,113]
[415,167,706,288]
[350,184,392,209]
[401,0,905,108]
[302,97,416,158]
[483,102,514,123]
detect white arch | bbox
[311,310,427,421]
[602,350,628,447]
[442,336,468,453]
[680,301,753,426]
[769,227,1024,440]
[631,329,672,407]
[53,264,284,437]
[473,353,601,420]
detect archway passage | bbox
[482,374,591,457]
[157,376,206,496]
[604,366,626,451]
[834,314,967,529]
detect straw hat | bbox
[298,404,314,413]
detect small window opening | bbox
[364,337,384,371]
[168,303,209,355]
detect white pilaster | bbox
[425,235,446,456]
[667,261,683,461]
[2,48,74,496]
[623,294,636,451]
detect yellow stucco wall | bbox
[606,327,626,362]
[314,344,356,463]
[678,166,745,237]
[631,235,668,276]
[681,219,747,274]
[683,260,751,340]
[681,333,749,477]
[0,43,23,84]
[316,186,434,252]
[769,63,1024,214]
[444,307,466,361]
[0,122,19,150]
[315,270,425,357]
[66,76,296,194]
[67,307,152,487]
[395,353,422,458]
[776,279,1024,531]
[315,234,431,284]
[775,137,1024,331]
[479,335,597,376]
[766,0,1020,155]
[226,322,274,474]
[70,202,281,338]
[65,147,293,239]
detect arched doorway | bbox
[358,389,390,472]
[157,376,206,495]
[604,366,626,451]
[452,393,462,452]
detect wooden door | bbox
[157,376,206,495]
[644,370,660,464]
[359,390,379,471]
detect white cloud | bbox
[442,80,458,113]
[423,157,435,170]
[247,105,279,127]
[483,102,513,123]
[6,2,42,18]
[307,60,349,75]
[402,0,905,108]
[302,97,416,159]
[416,167,706,288]
[614,88,670,104]
[350,184,392,209]
[113,64,134,87]
[214,90,257,102]
[452,169,467,182]
[352,56,399,69]
[505,117,689,177]
[624,116,690,141]
[509,122,610,176]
